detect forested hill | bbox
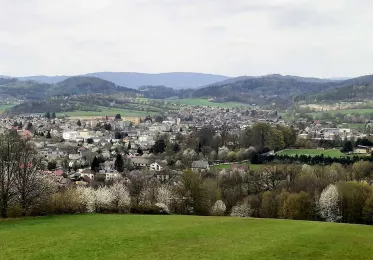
[193,74,342,106]
[302,75,373,102]
[194,74,373,105]
[0,76,140,101]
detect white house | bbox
[150,162,163,172]
[63,131,79,141]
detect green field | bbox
[168,98,246,108]
[276,149,366,158]
[309,109,373,118]
[212,162,265,171]
[57,107,157,118]
[1,214,373,260]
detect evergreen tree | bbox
[137,147,144,156]
[115,114,121,120]
[46,131,52,139]
[128,141,131,150]
[77,120,82,127]
[91,156,100,172]
[114,154,125,172]
[52,112,56,119]
[26,122,33,131]
[45,112,51,119]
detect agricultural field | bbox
[1,214,373,260]
[168,98,247,108]
[276,149,368,158]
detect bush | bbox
[155,203,170,214]
[7,204,23,218]
[212,200,226,216]
[230,202,253,217]
[51,188,86,214]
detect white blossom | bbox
[319,184,342,222]
[155,203,169,214]
[230,202,253,217]
[109,181,131,212]
[156,186,172,206]
[212,200,226,216]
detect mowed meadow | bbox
[1,214,373,260]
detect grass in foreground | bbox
[1,214,373,260]
[168,98,246,108]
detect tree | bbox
[341,141,353,153]
[44,112,51,119]
[212,200,226,216]
[109,181,130,213]
[46,131,52,139]
[52,112,56,119]
[0,132,20,217]
[137,147,144,156]
[26,122,33,131]
[319,184,341,222]
[152,139,166,154]
[14,142,56,216]
[114,132,122,139]
[86,138,94,144]
[91,156,100,172]
[260,191,278,218]
[115,114,121,120]
[114,154,125,172]
[155,115,163,123]
[127,142,131,150]
[77,120,82,127]
[47,161,57,171]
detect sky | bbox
[0,0,373,78]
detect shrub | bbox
[155,203,170,214]
[230,202,253,217]
[7,204,23,218]
[212,200,226,216]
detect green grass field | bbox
[57,107,156,117]
[168,98,246,108]
[1,214,373,260]
[309,109,373,118]
[276,149,369,158]
[212,162,265,171]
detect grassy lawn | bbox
[57,107,157,117]
[276,149,368,158]
[212,162,266,171]
[1,214,373,260]
[168,98,246,108]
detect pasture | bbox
[1,214,373,260]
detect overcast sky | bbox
[0,0,372,78]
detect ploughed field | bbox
[1,214,373,260]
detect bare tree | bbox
[14,140,53,216]
[0,132,22,218]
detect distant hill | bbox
[9,72,229,89]
[306,75,373,102]
[0,76,139,101]
[193,74,344,107]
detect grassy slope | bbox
[169,98,246,108]
[1,214,373,260]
